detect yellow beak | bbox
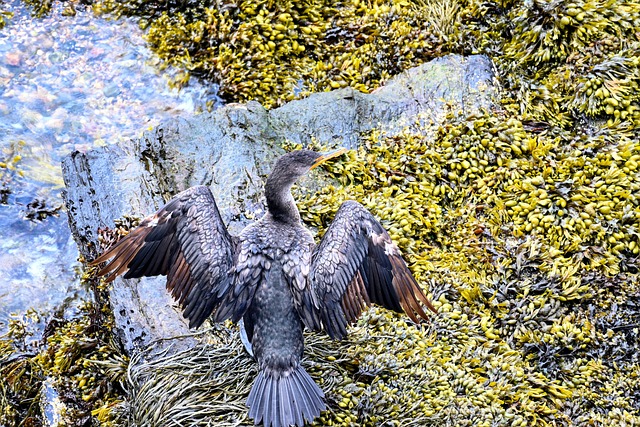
[310,148,348,170]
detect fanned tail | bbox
[247,365,325,427]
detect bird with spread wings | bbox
[92,148,437,427]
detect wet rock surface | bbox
[0,0,217,337]
[62,54,495,353]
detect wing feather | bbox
[307,200,437,340]
[169,255,190,303]
[91,185,237,329]
[98,237,144,280]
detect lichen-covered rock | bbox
[62,146,189,353]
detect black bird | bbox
[91,149,437,427]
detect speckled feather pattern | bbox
[310,200,437,339]
[244,261,326,427]
[91,185,235,329]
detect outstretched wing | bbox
[307,200,437,340]
[90,185,236,329]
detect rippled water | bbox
[0,0,217,334]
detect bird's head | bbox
[269,148,348,186]
[265,148,347,223]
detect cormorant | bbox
[91,149,437,427]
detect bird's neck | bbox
[265,178,301,225]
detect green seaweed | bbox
[21,0,53,18]
[92,0,458,108]
[85,0,640,136]
[0,7,11,29]
[17,0,640,129]
[0,281,127,426]
[291,110,639,425]
[459,0,640,128]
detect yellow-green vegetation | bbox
[0,7,11,29]
[0,296,127,426]
[92,0,457,108]
[17,0,640,129]
[21,0,52,17]
[89,0,640,129]
[290,113,640,425]
[462,0,640,129]
[0,141,25,204]
[0,142,25,175]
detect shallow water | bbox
[0,0,217,334]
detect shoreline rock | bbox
[61,53,496,354]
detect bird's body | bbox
[239,217,325,426]
[92,149,436,427]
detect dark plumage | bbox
[91,149,437,427]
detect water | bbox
[0,0,217,335]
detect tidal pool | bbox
[0,0,217,335]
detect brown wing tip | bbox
[89,226,151,280]
[89,234,131,267]
[414,282,438,315]
[390,255,438,322]
[89,212,161,266]
[89,250,113,266]
[424,297,438,314]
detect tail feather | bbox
[263,375,274,426]
[292,367,325,413]
[278,377,295,427]
[247,366,325,427]
[251,372,268,420]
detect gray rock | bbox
[62,106,284,353]
[62,145,160,260]
[133,102,283,235]
[62,54,496,354]
[272,54,495,148]
[62,146,192,352]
